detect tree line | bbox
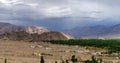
[46,39,120,53]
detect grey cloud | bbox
[0,0,120,30]
[1,0,119,20]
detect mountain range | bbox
[0,22,120,40]
[63,24,120,38]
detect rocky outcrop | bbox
[22,26,49,34]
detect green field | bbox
[46,39,120,53]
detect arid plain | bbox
[0,40,119,63]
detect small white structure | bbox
[96,37,105,40]
[65,50,70,53]
[76,50,84,53]
[91,52,102,56]
[84,50,90,53]
[68,61,73,63]
[37,45,43,48]
[32,52,38,56]
[45,47,52,50]
[116,57,119,60]
[112,53,119,56]
[75,45,79,48]
[30,45,36,49]
[38,53,41,56]
[92,52,97,55]
[32,52,41,56]
[80,36,88,40]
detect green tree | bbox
[55,61,57,63]
[71,55,77,63]
[5,58,7,63]
[40,56,44,63]
[91,56,97,63]
[91,56,96,61]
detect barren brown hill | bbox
[0,31,32,41]
[0,31,73,41]
[0,22,48,35]
[32,32,73,41]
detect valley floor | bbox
[0,40,119,63]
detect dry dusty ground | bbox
[0,40,119,63]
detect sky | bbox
[0,0,120,30]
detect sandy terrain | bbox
[0,40,119,63]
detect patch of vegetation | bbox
[46,39,120,53]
